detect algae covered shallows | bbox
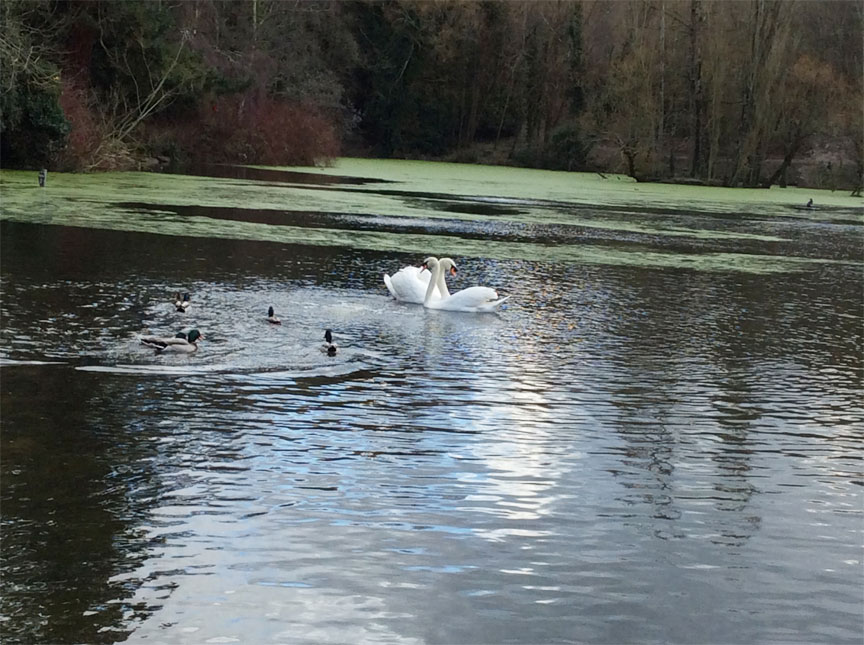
[1,161,860,275]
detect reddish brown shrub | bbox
[191,92,340,166]
[56,77,101,170]
[59,81,340,169]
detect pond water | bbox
[1,160,862,644]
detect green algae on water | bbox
[269,158,864,223]
[1,163,860,275]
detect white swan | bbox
[384,263,444,304]
[422,257,509,313]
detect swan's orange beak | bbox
[449,266,457,276]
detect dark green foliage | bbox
[0,0,68,167]
[83,2,207,112]
[347,2,428,156]
[514,123,593,172]
[0,85,69,167]
[547,123,593,171]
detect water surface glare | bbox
[0,161,862,644]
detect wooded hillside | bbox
[2,0,861,191]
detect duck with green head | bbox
[141,329,203,353]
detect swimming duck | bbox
[141,329,203,353]
[141,330,187,349]
[174,292,191,312]
[266,306,281,324]
[158,329,202,353]
[322,329,337,356]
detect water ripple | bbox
[1,215,862,644]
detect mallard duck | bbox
[159,329,202,353]
[141,331,187,348]
[141,329,203,353]
[266,306,281,324]
[174,292,191,312]
[322,329,337,356]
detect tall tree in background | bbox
[584,1,665,179]
[0,0,68,166]
[687,0,706,177]
[510,1,589,169]
[762,55,844,187]
[728,0,791,186]
[0,0,860,189]
[83,1,205,168]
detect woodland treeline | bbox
[2,0,862,191]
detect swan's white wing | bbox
[476,295,509,312]
[383,273,398,299]
[385,266,440,304]
[427,286,508,312]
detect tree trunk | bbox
[252,0,257,43]
[762,139,801,187]
[850,135,863,196]
[729,1,762,185]
[730,0,785,187]
[621,142,638,179]
[659,3,665,138]
[688,0,704,177]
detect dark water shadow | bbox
[410,197,525,217]
[169,163,391,186]
[157,164,862,229]
[112,201,792,260]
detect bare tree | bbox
[728,0,791,187]
[0,0,64,96]
[687,0,706,176]
[86,25,192,169]
[762,55,844,187]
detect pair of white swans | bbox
[383,257,508,313]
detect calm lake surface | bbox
[1,160,862,644]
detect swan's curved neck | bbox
[423,261,441,305]
[436,263,451,298]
